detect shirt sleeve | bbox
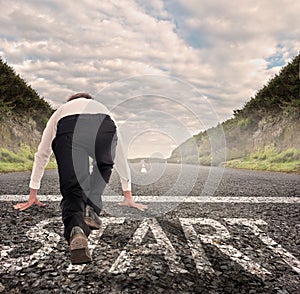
[29,110,59,189]
[113,126,132,191]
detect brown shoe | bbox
[69,226,92,264]
[84,205,102,230]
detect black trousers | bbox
[52,114,117,242]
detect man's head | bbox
[67,92,93,102]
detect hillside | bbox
[0,58,55,172]
[169,53,300,173]
[0,58,53,151]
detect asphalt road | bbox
[0,164,299,293]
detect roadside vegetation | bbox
[0,58,53,128]
[0,58,54,173]
[0,144,57,173]
[227,146,300,173]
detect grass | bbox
[4,143,292,175]
[0,145,57,173]
[226,146,300,174]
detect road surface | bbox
[0,164,299,293]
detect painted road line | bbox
[0,217,61,274]
[1,217,300,279]
[225,218,300,275]
[109,218,188,274]
[1,195,300,203]
[180,218,271,278]
[66,217,125,274]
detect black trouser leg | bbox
[52,120,91,243]
[88,130,117,214]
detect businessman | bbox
[14,93,148,264]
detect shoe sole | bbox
[70,235,92,265]
[84,216,102,230]
[70,248,92,265]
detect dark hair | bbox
[67,92,93,102]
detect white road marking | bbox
[180,219,215,274]
[1,216,299,277]
[180,218,271,279]
[1,195,300,203]
[225,218,300,275]
[1,192,299,278]
[67,217,125,273]
[109,218,187,274]
[0,217,61,274]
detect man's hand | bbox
[13,188,46,211]
[118,191,148,212]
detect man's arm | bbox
[14,109,59,211]
[114,127,148,211]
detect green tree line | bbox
[232,53,300,128]
[0,58,53,130]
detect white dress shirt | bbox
[29,98,131,191]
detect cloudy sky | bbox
[1,0,299,158]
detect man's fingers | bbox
[134,203,148,211]
[118,201,127,206]
[36,201,46,207]
[14,203,30,211]
[14,202,25,208]
[118,201,148,211]
[134,203,148,209]
[19,204,30,211]
[13,202,28,209]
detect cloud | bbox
[0,0,299,157]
